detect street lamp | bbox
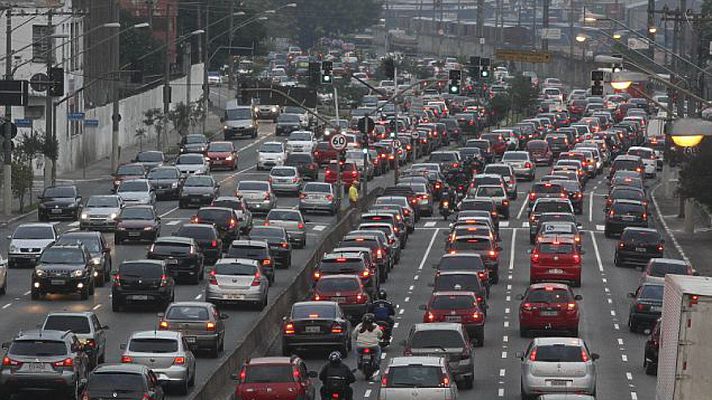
[648,26,658,34]
[610,80,632,90]
[575,34,587,43]
[670,118,712,148]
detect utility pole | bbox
[185,40,191,107]
[202,4,209,134]
[3,7,12,217]
[568,2,574,84]
[43,8,54,187]
[228,0,234,89]
[393,65,399,186]
[647,0,656,60]
[476,0,484,56]
[542,0,550,51]
[162,3,172,150]
[111,0,120,172]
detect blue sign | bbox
[67,112,85,121]
[84,119,99,127]
[14,118,32,128]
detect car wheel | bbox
[614,254,622,267]
[31,289,40,300]
[628,318,638,333]
[188,369,196,386]
[176,378,189,395]
[458,375,474,390]
[474,328,484,347]
[604,227,611,238]
[0,276,6,295]
[520,383,532,400]
[258,293,268,310]
[191,270,201,285]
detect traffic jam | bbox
[0,48,679,400]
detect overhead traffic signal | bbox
[321,61,333,84]
[383,58,395,79]
[448,69,461,94]
[309,61,321,85]
[590,70,604,96]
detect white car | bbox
[378,356,459,400]
[116,179,155,205]
[628,146,657,178]
[257,142,287,170]
[7,223,59,268]
[205,258,269,309]
[80,194,123,231]
[207,71,223,86]
[175,153,209,176]
[285,130,317,153]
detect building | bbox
[119,0,177,64]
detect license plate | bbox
[541,311,559,317]
[445,316,461,322]
[332,297,346,303]
[128,231,141,237]
[51,209,63,214]
[651,306,662,312]
[27,362,49,371]
[50,279,65,285]
[186,336,196,343]
[167,259,178,265]
[224,294,245,300]
[305,326,321,334]
[191,198,201,202]
[636,247,647,253]
[361,354,372,361]
[549,380,568,386]
[548,269,564,274]
[131,295,149,300]
[622,215,635,221]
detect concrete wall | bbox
[52,63,204,174]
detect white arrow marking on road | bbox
[313,225,326,231]
[167,220,182,226]
[424,221,436,227]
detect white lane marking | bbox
[194,293,202,300]
[399,309,404,315]
[2,303,11,309]
[610,310,616,316]
[408,285,414,291]
[313,225,326,231]
[506,284,512,290]
[626,372,633,380]
[651,183,692,264]
[68,221,80,227]
[499,221,509,228]
[589,190,594,222]
[424,221,436,227]
[614,323,620,330]
[618,338,624,346]
[608,298,613,304]
[502,335,508,342]
[631,392,638,400]
[516,196,529,219]
[506,295,511,302]
[508,228,517,272]
[501,351,507,359]
[604,287,610,293]
[503,321,509,328]
[93,304,102,310]
[381,353,387,360]
[508,274,513,280]
[521,221,529,228]
[498,388,505,397]
[416,228,439,273]
[596,224,605,231]
[167,220,182,226]
[413,275,419,281]
[218,165,258,185]
[23,290,30,296]
[393,322,399,329]
[159,207,179,218]
[590,231,605,272]
[621,354,628,362]
[404,297,410,302]
[364,389,372,398]
[500,369,506,377]
[602,278,607,283]
[505,308,510,314]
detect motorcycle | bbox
[322,376,349,400]
[356,347,380,379]
[439,198,453,220]
[375,320,392,347]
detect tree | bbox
[167,101,205,137]
[509,74,539,116]
[12,132,46,212]
[119,9,164,80]
[678,141,712,208]
[135,128,147,151]
[489,94,511,125]
[143,108,164,148]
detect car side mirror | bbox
[220,313,230,320]
[1,342,9,349]
[120,343,126,350]
[230,373,240,381]
[590,353,600,361]
[515,294,524,300]
[417,305,426,311]
[574,294,583,300]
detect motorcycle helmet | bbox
[362,313,375,325]
[378,289,388,300]
[328,351,342,365]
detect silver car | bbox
[236,181,277,213]
[117,179,155,205]
[404,323,474,389]
[265,208,307,248]
[473,184,510,219]
[80,195,123,231]
[518,337,599,399]
[483,163,518,199]
[175,153,209,176]
[299,182,339,215]
[7,223,59,268]
[501,151,535,181]
[205,258,269,309]
[121,330,196,394]
[269,166,302,194]
[378,356,459,400]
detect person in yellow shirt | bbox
[348,181,359,207]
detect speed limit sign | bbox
[410,130,420,139]
[330,133,347,151]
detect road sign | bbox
[0,80,29,106]
[67,112,85,121]
[14,118,32,128]
[30,73,49,92]
[357,116,375,134]
[329,133,347,151]
[495,49,552,64]
[540,28,561,40]
[84,119,99,127]
[411,130,420,139]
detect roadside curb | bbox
[650,182,692,265]
[0,209,36,226]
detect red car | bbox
[313,141,339,166]
[529,236,583,287]
[311,274,370,319]
[232,356,316,400]
[518,283,582,337]
[206,141,238,170]
[526,140,554,166]
[324,162,360,188]
[112,163,146,192]
[480,132,508,158]
[420,291,485,346]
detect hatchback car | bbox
[285,152,319,181]
[314,252,377,296]
[529,199,575,243]
[529,236,583,287]
[281,301,352,356]
[528,139,555,164]
[483,163,517,199]
[232,356,317,400]
[644,319,661,375]
[627,283,664,332]
[179,133,209,154]
[639,258,696,285]
[147,236,204,284]
[614,227,664,267]
[604,200,648,237]
[178,175,219,209]
[518,283,582,337]
[133,150,165,171]
[435,253,490,289]
[518,337,598,399]
[312,274,370,321]
[206,141,238,170]
[432,271,488,311]
[147,166,183,200]
[120,330,196,394]
[112,163,147,192]
[158,301,228,357]
[257,141,287,170]
[236,180,277,213]
[81,363,165,400]
[174,223,222,265]
[115,205,161,244]
[501,151,535,181]
[175,153,209,176]
[248,226,292,268]
[265,209,307,248]
[378,356,459,400]
[472,184,510,219]
[191,206,241,247]
[269,166,303,194]
[37,185,83,221]
[112,260,175,311]
[605,187,647,213]
[41,311,108,369]
[211,196,254,234]
[117,179,155,205]
[445,235,501,284]
[80,195,122,231]
[527,182,567,210]
[227,240,275,284]
[420,292,486,346]
[206,258,269,309]
[31,244,95,300]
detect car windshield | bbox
[147,168,178,179]
[43,187,75,198]
[316,278,360,292]
[650,262,688,277]
[184,176,214,187]
[129,338,178,353]
[184,135,206,144]
[176,155,204,165]
[118,181,149,192]
[39,247,84,264]
[208,143,233,152]
[166,306,209,321]
[214,262,257,276]
[476,186,504,197]
[267,210,301,221]
[271,168,296,177]
[120,208,154,220]
[439,256,484,270]
[238,182,268,191]
[87,373,144,392]
[451,238,491,250]
[117,165,145,175]
[86,196,120,208]
[533,345,586,362]
[502,153,529,161]
[10,340,67,356]
[525,289,572,303]
[292,304,337,319]
[137,152,163,162]
[410,330,464,348]
[226,108,252,119]
[431,295,475,309]
[304,183,331,193]
[435,275,479,291]
[56,236,101,253]
[175,225,215,240]
[260,143,284,153]
[249,227,284,238]
[227,245,268,258]
[244,365,294,383]
[151,242,191,255]
[43,315,91,334]
[538,243,574,254]
[387,366,442,388]
[289,132,312,141]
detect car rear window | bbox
[438,256,484,270]
[502,152,529,161]
[640,285,664,299]
[435,275,479,291]
[316,278,360,292]
[166,306,209,321]
[386,365,442,388]
[119,263,163,279]
[534,202,571,214]
[198,209,232,222]
[244,365,294,383]
[612,203,644,214]
[227,245,268,259]
[538,243,574,254]
[532,345,586,362]
[409,330,464,348]
[151,242,191,255]
[431,295,475,309]
[614,159,641,170]
[484,165,511,176]
[451,238,491,250]
[525,289,572,303]
[214,263,257,276]
[10,340,66,356]
[476,186,505,197]
[611,189,644,201]
[88,373,145,392]
[534,183,563,194]
[250,227,284,238]
[303,183,331,193]
[292,304,337,319]
[286,154,312,163]
[128,338,178,353]
[650,262,688,277]
[267,210,301,221]
[319,258,365,272]
[175,225,216,240]
[622,230,659,243]
[271,168,296,177]
[184,176,214,187]
[238,182,268,191]
[429,153,457,162]
[117,165,145,175]
[43,315,91,334]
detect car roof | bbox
[247,356,297,365]
[323,252,364,259]
[537,235,576,244]
[528,282,571,291]
[231,240,269,248]
[216,258,260,266]
[154,236,195,245]
[293,301,339,308]
[532,337,585,346]
[59,231,102,239]
[120,259,164,267]
[167,301,212,308]
[611,199,645,206]
[93,363,150,374]
[432,291,476,297]
[17,222,55,228]
[46,311,95,318]
[622,227,659,234]
[649,257,688,265]
[15,329,71,341]
[412,322,464,332]
[387,356,446,367]
[130,330,182,340]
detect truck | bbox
[656,275,712,400]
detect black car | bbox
[174,223,222,265]
[147,166,183,200]
[644,319,661,375]
[248,226,292,268]
[147,236,205,284]
[115,205,161,244]
[628,283,663,332]
[133,150,165,171]
[31,244,95,300]
[211,196,254,234]
[191,207,240,248]
[81,364,166,400]
[553,179,584,215]
[314,252,377,296]
[37,185,83,221]
[605,186,647,213]
[111,260,175,311]
[227,240,275,284]
[340,234,390,281]
[281,301,351,356]
[55,231,112,287]
[604,199,648,237]
[614,227,664,267]
[285,152,319,181]
[179,133,209,154]
[178,175,220,209]
[276,113,303,136]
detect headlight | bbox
[81,212,88,219]
[248,123,254,128]
[144,226,154,231]
[9,244,17,253]
[254,107,259,113]
[35,269,46,277]
[117,226,126,230]
[71,269,84,278]
[171,182,178,189]
[226,155,234,161]
[92,257,101,265]
[223,125,228,130]
[271,106,277,112]
[109,212,118,220]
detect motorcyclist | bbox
[352,313,383,369]
[445,169,469,195]
[319,351,355,400]
[439,185,457,211]
[368,290,396,333]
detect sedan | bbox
[178,175,219,209]
[518,337,598,399]
[420,291,485,346]
[627,283,664,333]
[115,205,161,244]
[175,153,210,176]
[80,195,122,231]
[281,301,351,356]
[614,227,664,267]
[518,283,582,337]
[117,179,155,205]
[147,166,183,200]
[121,330,196,394]
[235,181,277,213]
[501,151,535,181]
[299,182,339,215]
[37,185,83,221]
[206,141,238,170]
[472,185,510,219]
[269,166,303,195]
[265,209,307,249]
[205,258,269,309]
[311,274,370,321]
[248,226,292,268]
[112,163,147,192]
[158,301,229,357]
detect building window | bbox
[32,25,51,63]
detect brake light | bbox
[381,374,389,386]
[281,242,289,249]
[206,322,216,331]
[573,254,580,263]
[440,375,450,387]
[581,350,590,362]
[173,356,186,365]
[524,162,532,168]
[211,240,218,248]
[529,193,536,201]
[331,323,344,334]
[477,271,487,280]
[159,320,168,329]
[609,210,615,217]
[531,252,540,263]
[352,170,358,177]
[689,295,700,306]
[297,222,305,229]
[529,348,538,361]
[326,194,334,201]
[361,270,370,278]
[229,218,237,229]
[208,270,217,285]
[284,322,295,335]
[426,311,435,322]
[112,274,121,287]
[2,357,21,367]
[488,250,497,260]
[251,272,262,286]
[376,249,383,259]
[264,193,271,200]
[521,302,534,311]
[313,271,321,280]
[263,220,270,226]
[120,355,133,363]
[567,302,577,311]
[657,244,664,252]
[642,212,648,221]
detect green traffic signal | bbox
[448,82,460,94]
[480,68,490,78]
[321,73,332,84]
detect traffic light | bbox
[382,58,395,78]
[48,67,64,97]
[448,69,461,81]
[308,62,321,85]
[479,58,491,79]
[321,61,333,84]
[590,70,604,96]
[448,80,460,94]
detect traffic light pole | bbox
[43,9,54,187]
[3,8,12,217]
[393,66,399,186]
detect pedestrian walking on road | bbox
[348,181,359,208]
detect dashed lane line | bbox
[167,220,182,226]
[516,195,529,219]
[93,304,102,310]
[650,183,692,265]
[2,303,10,309]
[424,221,436,227]
[313,225,326,231]
[508,228,517,272]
